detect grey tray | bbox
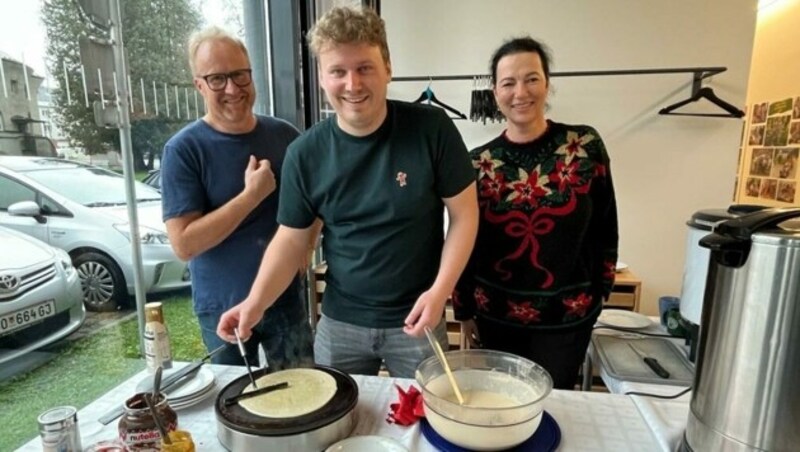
[592,335,694,386]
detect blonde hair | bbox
[307,6,390,64]
[187,26,249,75]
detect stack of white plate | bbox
[137,366,217,410]
[597,309,652,329]
[325,436,408,452]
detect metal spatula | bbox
[234,327,259,389]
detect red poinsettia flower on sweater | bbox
[550,158,582,191]
[507,301,541,324]
[475,150,505,180]
[479,171,506,204]
[506,166,551,207]
[595,163,607,177]
[555,131,593,164]
[563,293,592,317]
[603,261,616,279]
[474,286,490,311]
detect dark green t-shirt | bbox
[279,100,474,327]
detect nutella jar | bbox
[118,392,177,451]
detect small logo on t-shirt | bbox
[396,171,408,187]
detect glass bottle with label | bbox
[144,302,172,371]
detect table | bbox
[606,269,642,312]
[582,318,693,452]
[19,363,683,451]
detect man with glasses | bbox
[160,26,315,369]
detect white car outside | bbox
[0,157,190,311]
[0,225,85,364]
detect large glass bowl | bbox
[415,349,552,451]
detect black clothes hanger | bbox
[468,76,503,125]
[659,86,744,118]
[413,86,467,120]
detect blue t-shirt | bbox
[161,116,302,316]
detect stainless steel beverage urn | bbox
[682,208,800,452]
[680,205,764,361]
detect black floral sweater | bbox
[453,120,619,330]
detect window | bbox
[40,195,69,216]
[0,3,274,450]
[0,175,36,210]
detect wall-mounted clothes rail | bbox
[392,67,743,119]
[391,66,728,82]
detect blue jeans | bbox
[197,306,314,371]
[314,314,449,378]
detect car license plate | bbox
[0,300,56,336]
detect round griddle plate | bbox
[215,365,358,436]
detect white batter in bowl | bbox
[415,350,552,451]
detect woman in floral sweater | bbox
[454,37,619,389]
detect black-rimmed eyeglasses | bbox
[198,69,253,91]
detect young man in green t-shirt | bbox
[217,6,478,378]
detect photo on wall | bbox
[737,146,744,168]
[760,179,778,200]
[764,115,791,146]
[740,118,747,147]
[750,148,774,176]
[777,180,797,203]
[768,98,793,117]
[749,124,765,145]
[739,98,800,206]
[753,102,769,124]
[793,97,800,120]
[772,148,799,179]
[790,122,800,145]
[745,177,762,197]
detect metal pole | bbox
[81,65,89,107]
[127,74,133,112]
[243,0,270,116]
[153,80,158,116]
[62,61,71,104]
[0,57,7,98]
[110,0,148,356]
[141,78,146,114]
[21,53,31,101]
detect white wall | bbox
[746,0,800,102]
[382,0,757,314]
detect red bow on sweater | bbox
[386,384,425,426]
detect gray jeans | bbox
[314,314,449,378]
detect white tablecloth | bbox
[18,363,680,451]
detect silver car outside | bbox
[0,226,85,364]
[0,157,190,311]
